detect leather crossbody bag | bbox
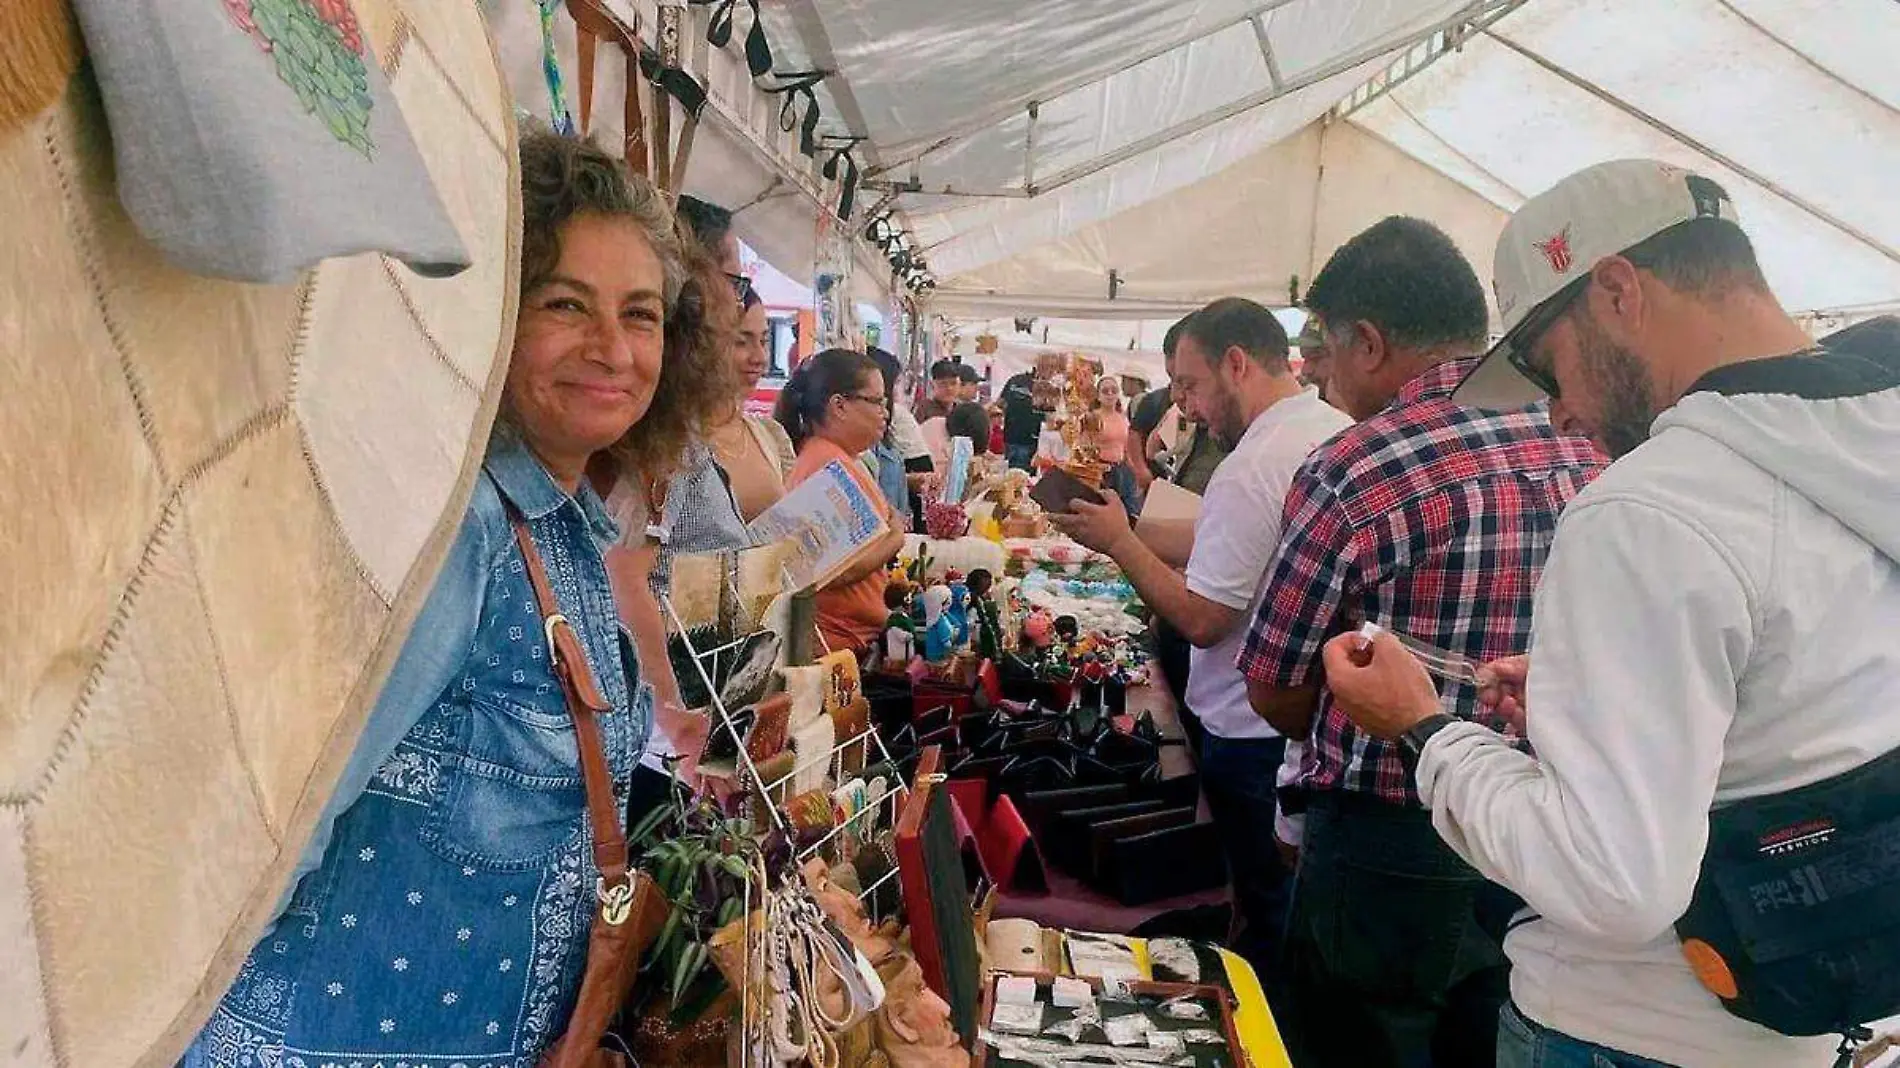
[507,510,672,1068]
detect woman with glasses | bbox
[774,348,907,655]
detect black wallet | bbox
[1094,821,1228,906]
[1018,784,1129,835]
[1045,800,1168,874]
[1086,807,1199,879]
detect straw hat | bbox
[0,0,517,1063]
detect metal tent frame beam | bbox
[1332,2,1523,120]
[865,0,1308,179]
[865,0,1524,202]
[780,0,889,175]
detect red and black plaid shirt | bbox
[1236,357,1603,806]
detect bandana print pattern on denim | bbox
[181,438,647,1068]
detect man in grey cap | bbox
[1322,159,1900,1066]
[1293,313,1333,403]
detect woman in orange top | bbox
[774,348,907,654]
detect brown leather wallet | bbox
[744,693,792,764]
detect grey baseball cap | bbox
[1454,159,1739,408]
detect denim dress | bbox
[868,436,911,523]
[183,432,652,1068]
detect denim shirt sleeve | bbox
[272,488,497,917]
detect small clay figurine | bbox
[967,568,1003,660]
[1053,614,1080,647]
[1076,653,1110,724]
[883,583,916,666]
[945,570,971,649]
[921,584,954,663]
[1021,607,1056,651]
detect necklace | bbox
[707,417,754,465]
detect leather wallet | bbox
[1018,784,1129,835]
[1045,800,1167,874]
[946,780,1048,894]
[744,693,793,765]
[1085,806,1198,880]
[1094,821,1227,906]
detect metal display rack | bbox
[658,585,910,909]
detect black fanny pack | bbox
[1676,745,1900,1048]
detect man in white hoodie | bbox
[1320,159,1900,1067]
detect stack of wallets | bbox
[1016,780,1223,905]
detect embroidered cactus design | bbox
[223,0,375,157]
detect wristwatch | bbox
[1397,712,1457,767]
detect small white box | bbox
[995,975,1039,1006]
[1051,977,1092,1008]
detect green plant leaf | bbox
[716,896,743,929]
[650,906,685,967]
[670,943,708,1008]
[630,803,674,846]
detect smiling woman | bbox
[180,129,689,1067]
[508,213,670,485]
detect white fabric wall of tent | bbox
[598,0,1898,367]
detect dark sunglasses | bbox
[1504,275,1588,400]
[726,272,755,303]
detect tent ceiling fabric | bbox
[939,119,1510,313]
[758,0,1898,321]
[1361,0,1900,318]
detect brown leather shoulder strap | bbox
[506,510,630,885]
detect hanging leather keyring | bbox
[565,0,651,176]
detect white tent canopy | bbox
[741,0,1899,328]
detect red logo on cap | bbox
[1535,227,1574,273]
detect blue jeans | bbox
[1497,1002,1678,1068]
[1278,793,1509,1068]
[1005,442,1036,471]
[1102,461,1140,516]
[1197,732,1292,992]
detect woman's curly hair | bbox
[619,232,740,484]
[513,126,734,486]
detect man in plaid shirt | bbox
[1237,218,1602,1068]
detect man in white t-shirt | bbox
[1054,297,1350,978]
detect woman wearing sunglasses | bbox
[774,348,907,655]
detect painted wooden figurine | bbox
[967,568,1003,661]
[921,584,955,663]
[883,583,917,666]
[945,570,971,649]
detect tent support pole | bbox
[1024,102,1039,191]
[1306,118,1328,285]
[1484,29,1900,269]
[1249,14,1284,90]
